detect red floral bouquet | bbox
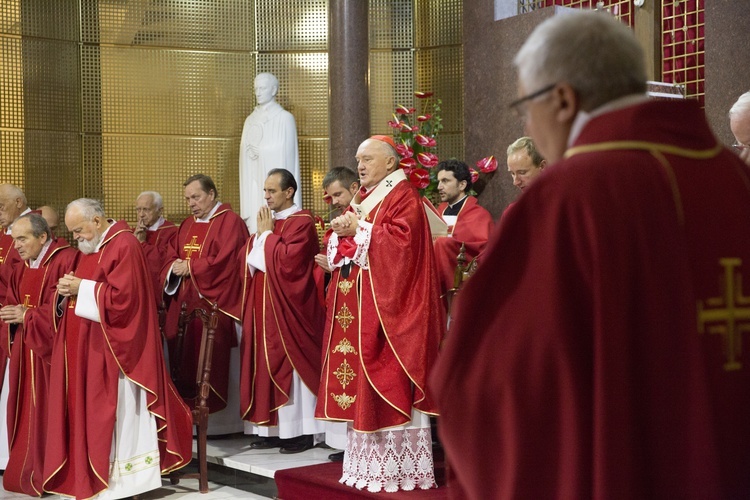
[389,92,497,204]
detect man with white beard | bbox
[44,199,192,499]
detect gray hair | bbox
[729,91,750,118]
[367,139,399,163]
[507,137,545,167]
[137,191,164,210]
[17,213,52,241]
[514,11,647,112]
[0,184,27,207]
[66,198,106,220]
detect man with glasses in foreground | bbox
[433,11,750,499]
[730,90,750,165]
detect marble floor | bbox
[0,433,341,499]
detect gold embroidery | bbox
[334,359,356,388]
[68,297,77,309]
[331,392,356,410]
[0,248,4,264]
[22,294,35,309]
[338,279,353,296]
[697,258,750,371]
[335,303,354,331]
[332,337,357,355]
[183,236,201,259]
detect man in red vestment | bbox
[433,159,493,303]
[0,214,76,496]
[0,183,31,470]
[499,137,546,224]
[45,198,192,499]
[240,168,325,453]
[315,136,444,492]
[38,206,60,237]
[729,90,750,166]
[162,174,248,433]
[432,12,750,499]
[134,191,177,305]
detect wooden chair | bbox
[444,243,479,322]
[167,302,219,494]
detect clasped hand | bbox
[172,259,190,277]
[256,206,274,235]
[57,272,81,297]
[331,211,358,237]
[0,304,25,324]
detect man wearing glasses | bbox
[730,90,750,165]
[434,11,750,499]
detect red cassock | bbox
[2,240,76,496]
[43,221,193,499]
[239,211,324,425]
[315,180,444,431]
[0,231,23,307]
[432,100,750,499]
[160,204,248,412]
[434,196,493,298]
[140,220,177,306]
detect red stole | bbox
[142,221,177,306]
[0,231,21,307]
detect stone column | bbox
[328,0,369,171]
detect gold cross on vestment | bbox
[0,248,4,264]
[697,258,750,371]
[183,236,201,259]
[22,294,34,309]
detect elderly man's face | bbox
[515,79,575,165]
[184,181,216,220]
[11,218,47,262]
[356,140,395,189]
[135,195,162,227]
[507,150,544,191]
[0,195,23,229]
[730,111,750,166]
[65,208,104,255]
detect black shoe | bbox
[279,435,314,454]
[250,436,283,449]
[328,451,344,462]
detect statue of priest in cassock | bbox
[315,136,444,492]
[44,199,192,500]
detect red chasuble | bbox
[434,196,493,299]
[140,220,177,306]
[43,221,192,500]
[239,211,324,425]
[432,100,750,499]
[315,180,444,431]
[2,240,76,496]
[0,231,23,307]
[161,203,248,412]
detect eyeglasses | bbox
[509,83,556,119]
[732,141,749,152]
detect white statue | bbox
[239,73,301,231]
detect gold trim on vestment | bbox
[564,140,724,160]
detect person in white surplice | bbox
[240,73,301,232]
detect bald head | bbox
[39,205,60,236]
[0,184,28,229]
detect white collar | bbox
[29,239,53,269]
[94,220,116,253]
[567,93,649,147]
[272,204,300,221]
[196,202,221,223]
[148,216,165,231]
[448,195,468,209]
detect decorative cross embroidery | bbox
[331,392,356,410]
[334,359,356,388]
[335,303,354,331]
[355,207,363,217]
[22,294,34,309]
[0,248,4,264]
[338,279,353,296]
[183,236,201,259]
[68,297,77,309]
[386,180,393,188]
[697,258,750,371]
[332,337,357,355]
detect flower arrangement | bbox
[388,92,497,204]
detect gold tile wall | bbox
[1,0,463,229]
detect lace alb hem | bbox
[340,426,436,493]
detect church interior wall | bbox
[0,0,464,241]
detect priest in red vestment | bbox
[432,12,750,499]
[161,174,248,433]
[0,214,76,496]
[133,191,177,305]
[44,198,192,499]
[240,168,325,453]
[315,136,444,492]
[433,159,493,303]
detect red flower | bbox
[396,143,414,158]
[387,118,403,129]
[399,157,417,169]
[469,168,479,183]
[409,168,430,189]
[417,152,439,168]
[400,123,418,133]
[415,134,437,148]
[395,105,416,115]
[476,155,498,173]
[414,91,434,99]
[417,114,432,122]
[323,191,332,205]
